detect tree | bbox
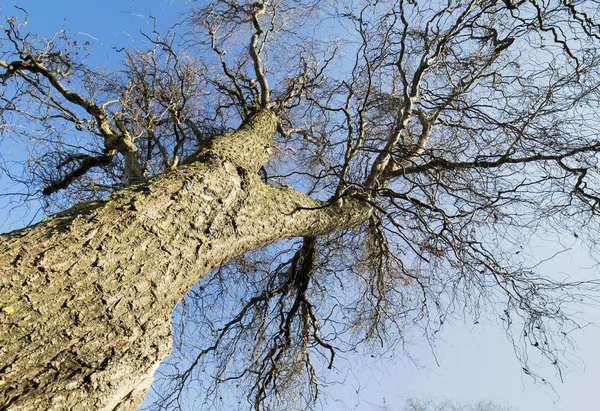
[401,398,515,411]
[2,0,600,409]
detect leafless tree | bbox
[2,1,600,410]
[401,398,515,411]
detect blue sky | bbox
[2,1,600,410]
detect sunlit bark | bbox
[0,110,370,410]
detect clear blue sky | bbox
[2,1,600,410]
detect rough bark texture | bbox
[0,110,371,410]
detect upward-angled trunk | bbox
[0,110,371,411]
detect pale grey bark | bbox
[0,109,371,410]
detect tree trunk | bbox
[0,110,370,410]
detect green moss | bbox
[53,198,109,220]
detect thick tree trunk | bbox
[0,110,370,410]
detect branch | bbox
[42,151,116,195]
[392,143,600,177]
[249,2,270,108]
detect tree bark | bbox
[0,110,371,410]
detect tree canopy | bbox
[400,398,515,411]
[2,0,600,410]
